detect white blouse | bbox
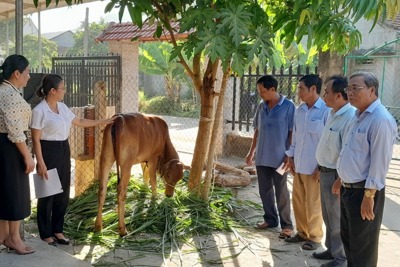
[30,100,76,141]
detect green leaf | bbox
[127,4,143,27]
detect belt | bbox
[342,180,366,189]
[318,165,336,173]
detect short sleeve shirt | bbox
[0,81,31,143]
[30,100,76,141]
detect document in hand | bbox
[276,162,286,175]
[33,168,63,198]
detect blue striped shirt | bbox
[253,95,295,168]
[337,99,397,190]
[286,97,331,175]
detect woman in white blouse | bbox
[31,74,113,246]
[0,54,35,255]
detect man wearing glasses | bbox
[337,72,397,267]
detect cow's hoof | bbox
[94,224,103,232]
[118,228,128,237]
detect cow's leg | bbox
[141,162,150,186]
[147,160,158,198]
[117,164,131,236]
[94,130,115,232]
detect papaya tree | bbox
[37,0,400,200]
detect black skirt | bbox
[0,133,31,220]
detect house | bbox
[42,30,75,54]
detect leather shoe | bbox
[312,250,334,260]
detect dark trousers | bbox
[37,140,71,239]
[340,186,385,267]
[320,171,346,266]
[256,166,293,229]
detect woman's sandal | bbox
[302,240,321,250]
[278,229,293,239]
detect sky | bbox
[28,0,130,33]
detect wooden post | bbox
[94,81,107,179]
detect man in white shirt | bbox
[315,76,355,267]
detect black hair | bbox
[299,74,322,94]
[256,75,278,91]
[36,74,64,98]
[0,54,30,84]
[325,75,348,100]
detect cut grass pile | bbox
[62,173,262,252]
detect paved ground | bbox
[3,172,399,267]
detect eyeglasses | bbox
[344,85,365,93]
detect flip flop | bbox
[279,229,293,239]
[285,234,307,243]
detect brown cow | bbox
[94,113,184,236]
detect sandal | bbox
[302,240,321,250]
[279,229,293,239]
[285,233,307,243]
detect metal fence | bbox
[52,55,121,109]
[228,65,318,133]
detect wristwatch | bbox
[364,190,375,198]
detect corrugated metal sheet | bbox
[96,21,190,42]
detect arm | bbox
[15,142,35,174]
[246,129,258,166]
[31,128,48,179]
[72,117,114,128]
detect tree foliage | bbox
[139,42,193,103]
[66,19,109,55]
[22,35,58,70]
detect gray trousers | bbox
[320,171,346,266]
[256,166,293,229]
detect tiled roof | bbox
[96,21,190,42]
[385,13,400,30]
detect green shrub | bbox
[138,90,148,111]
[141,96,178,115]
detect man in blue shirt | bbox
[285,74,330,250]
[246,75,295,239]
[337,72,397,267]
[315,76,355,267]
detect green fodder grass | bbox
[62,173,261,251]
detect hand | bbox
[24,156,35,174]
[361,197,375,221]
[100,117,115,125]
[245,152,254,166]
[332,178,341,195]
[36,162,48,180]
[285,157,295,176]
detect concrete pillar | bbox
[109,40,139,113]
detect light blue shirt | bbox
[253,95,295,168]
[316,103,356,169]
[337,99,397,190]
[286,97,331,175]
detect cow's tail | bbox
[111,114,124,184]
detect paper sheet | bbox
[33,168,63,198]
[276,162,286,175]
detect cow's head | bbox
[162,159,184,197]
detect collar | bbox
[355,99,381,118]
[3,80,22,95]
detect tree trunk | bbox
[201,67,231,200]
[187,86,215,194]
[318,50,344,95]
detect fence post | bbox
[93,81,107,179]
